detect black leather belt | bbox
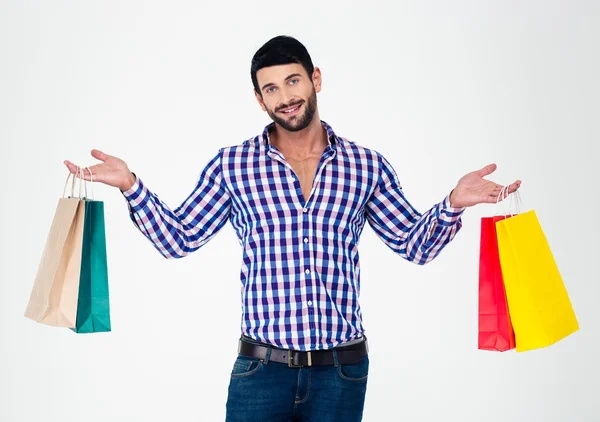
[238,336,369,367]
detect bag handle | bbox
[62,167,87,199]
[496,185,522,217]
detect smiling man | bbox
[65,35,521,422]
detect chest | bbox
[222,148,379,224]
[286,155,322,203]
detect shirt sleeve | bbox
[120,148,231,259]
[365,151,465,265]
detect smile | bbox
[280,103,302,115]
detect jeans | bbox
[225,337,369,421]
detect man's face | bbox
[255,63,321,132]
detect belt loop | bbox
[332,348,339,367]
[264,347,272,364]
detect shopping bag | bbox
[71,190,111,333]
[25,170,86,327]
[478,216,515,351]
[496,209,579,352]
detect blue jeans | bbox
[225,338,369,421]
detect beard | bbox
[266,88,317,132]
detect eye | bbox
[289,79,299,85]
[266,86,276,94]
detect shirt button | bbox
[305,269,310,274]
[303,207,308,213]
[308,301,313,306]
[303,238,308,243]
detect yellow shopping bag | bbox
[496,210,578,352]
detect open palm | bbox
[64,149,135,191]
[450,164,521,208]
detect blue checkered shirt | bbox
[122,120,465,351]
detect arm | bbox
[121,149,231,259]
[365,151,465,265]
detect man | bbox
[64,35,521,421]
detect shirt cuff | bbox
[435,193,466,226]
[121,174,150,212]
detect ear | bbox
[254,89,267,112]
[312,67,322,93]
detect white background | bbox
[1,1,598,421]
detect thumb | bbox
[477,163,497,177]
[91,149,109,162]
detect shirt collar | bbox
[260,120,338,150]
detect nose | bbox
[278,86,296,107]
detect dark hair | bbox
[251,35,315,95]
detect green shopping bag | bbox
[71,176,111,333]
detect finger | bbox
[490,191,503,200]
[81,164,101,180]
[64,162,94,181]
[489,183,505,196]
[78,171,92,181]
[73,167,91,181]
[91,149,109,162]
[64,160,81,175]
[82,167,96,181]
[65,160,81,176]
[476,163,497,178]
[507,180,522,193]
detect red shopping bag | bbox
[478,216,515,351]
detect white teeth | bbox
[283,105,300,113]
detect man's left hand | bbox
[449,163,521,208]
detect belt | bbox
[238,336,369,368]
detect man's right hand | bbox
[64,149,136,192]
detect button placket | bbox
[301,208,315,330]
[292,151,338,337]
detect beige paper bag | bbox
[25,171,87,327]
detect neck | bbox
[269,114,327,158]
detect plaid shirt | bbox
[122,120,465,351]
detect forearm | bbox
[122,149,231,259]
[402,193,464,264]
[122,176,229,259]
[122,177,198,258]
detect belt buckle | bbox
[288,350,312,368]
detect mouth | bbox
[279,102,303,116]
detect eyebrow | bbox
[261,73,303,92]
